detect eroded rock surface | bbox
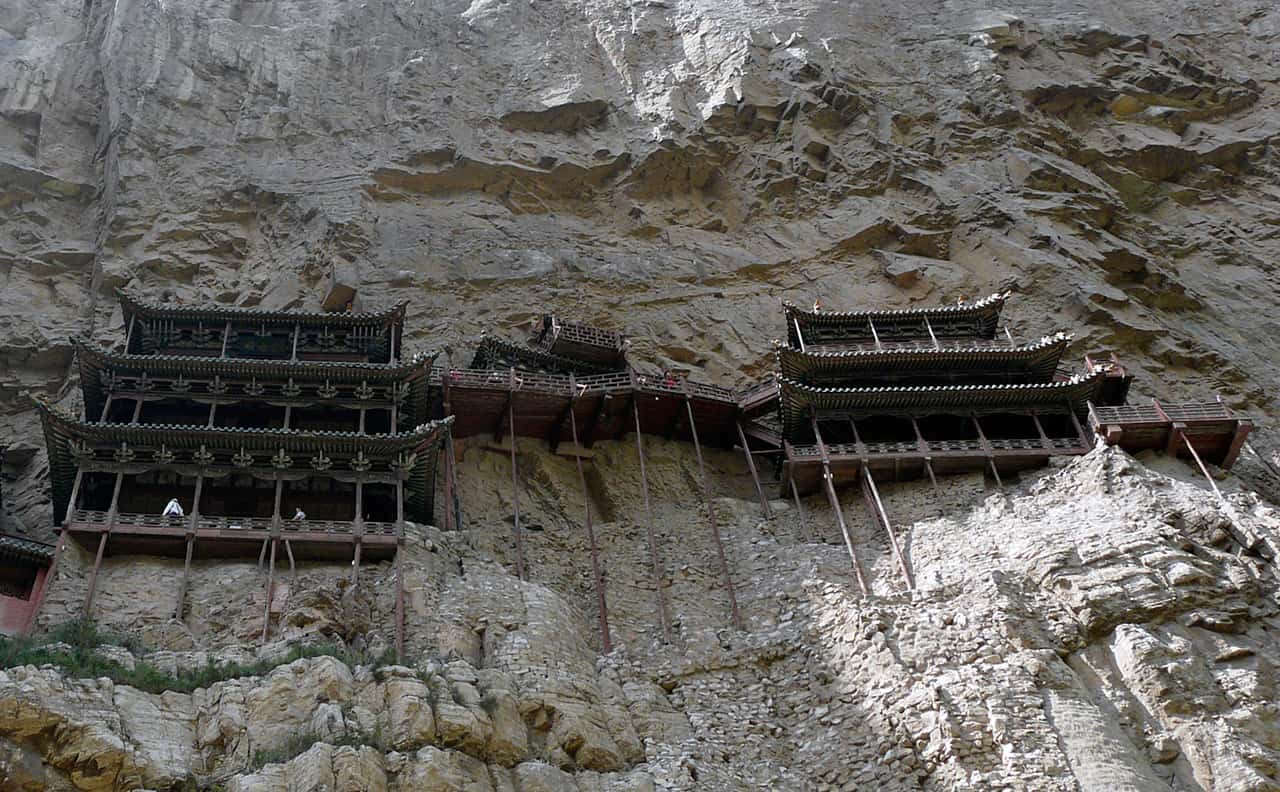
[4,0,1280,789]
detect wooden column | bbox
[290,322,301,361]
[631,379,671,642]
[207,403,218,428]
[1031,412,1054,453]
[1179,428,1226,501]
[867,317,883,351]
[685,395,742,630]
[282,406,292,431]
[508,369,525,581]
[220,321,232,357]
[125,315,138,352]
[352,481,364,585]
[862,468,914,590]
[99,395,113,423]
[441,372,456,532]
[568,375,611,652]
[358,408,366,435]
[735,422,772,521]
[1069,405,1092,449]
[811,415,870,596]
[389,325,398,362]
[1222,420,1252,470]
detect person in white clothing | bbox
[293,507,306,520]
[162,498,184,518]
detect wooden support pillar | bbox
[1222,420,1252,470]
[909,417,939,495]
[85,471,124,619]
[130,399,143,425]
[582,392,612,448]
[508,370,525,582]
[220,321,232,358]
[789,476,809,540]
[447,433,462,531]
[441,431,455,531]
[261,538,277,644]
[811,415,870,597]
[792,316,807,353]
[867,317,883,351]
[568,375,611,652]
[1178,428,1226,501]
[1069,406,1092,449]
[862,468,914,590]
[1166,422,1187,457]
[99,394,113,423]
[848,417,869,458]
[736,422,772,521]
[631,385,671,642]
[27,531,67,635]
[358,408,366,435]
[176,473,203,621]
[1031,412,1054,454]
[125,315,138,352]
[271,478,284,529]
[971,414,1003,488]
[290,322,300,361]
[207,403,218,428]
[285,540,296,582]
[282,405,292,431]
[923,316,940,350]
[389,325,398,362]
[685,395,742,630]
[352,481,364,585]
[1003,327,1016,345]
[351,538,363,586]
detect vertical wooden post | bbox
[684,395,742,630]
[282,406,292,431]
[388,324,398,362]
[85,471,124,619]
[811,415,870,596]
[735,422,772,520]
[220,321,232,358]
[631,380,671,642]
[125,314,138,352]
[290,322,300,361]
[568,375,611,652]
[441,372,455,532]
[862,468,914,590]
[508,369,525,582]
[352,481,364,585]
[1069,405,1092,449]
[207,403,218,428]
[261,538,277,644]
[358,408,366,435]
[99,395,113,423]
[1031,412,1054,453]
[447,433,462,531]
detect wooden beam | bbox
[1166,422,1186,457]
[789,476,809,541]
[811,415,869,596]
[547,397,575,452]
[909,417,939,496]
[261,538,277,644]
[793,316,807,353]
[971,414,1003,488]
[175,473,203,621]
[632,387,671,642]
[867,317,883,351]
[1222,420,1252,470]
[1031,412,1054,453]
[351,538,362,586]
[568,375,611,652]
[82,531,108,620]
[923,316,940,350]
[220,321,232,358]
[395,544,405,663]
[862,468,914,590]
[686,395,742,630]
[290,322,300,361]
[736,421,772,520]
[98,394,113,423]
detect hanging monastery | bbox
[1,288,1256,651]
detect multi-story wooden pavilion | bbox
[34,292,451,654]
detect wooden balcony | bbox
[64,510,397,561]
[784,435,1092,495]
[1090,401,1252,469]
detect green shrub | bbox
[0,621,396,695]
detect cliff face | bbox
[3,1,1280,790]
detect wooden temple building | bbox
[33,292,451,654]
[23,289,1258,646]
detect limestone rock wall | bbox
[4,0,1280,789]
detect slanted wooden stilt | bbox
[352,481,364,586]
[351,538,363,586]
[85,471,124,620]
[736,422,772,521]
[1178,428,1226,501]
[789,476,809,540]
[285,540,296,582]
[508,371,525,582]
[442,431,456,532]
[30,468,82,633]
[811,416,870,597]
[568,375,611,652]
[261,538,277,644]
[448,433,462,531]
[175,536,194,621]
[910,417,940,496]
[971,414,1003,488]
[257,539,269,569]
[685,395,742,630]
[631,387,671,642]
[862,468,914,590]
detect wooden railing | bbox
[788,435,1088,460]
[1091,402,1234,425]
[69,509,394,537]
[806,337,1020,353]
[432,367,739,405]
